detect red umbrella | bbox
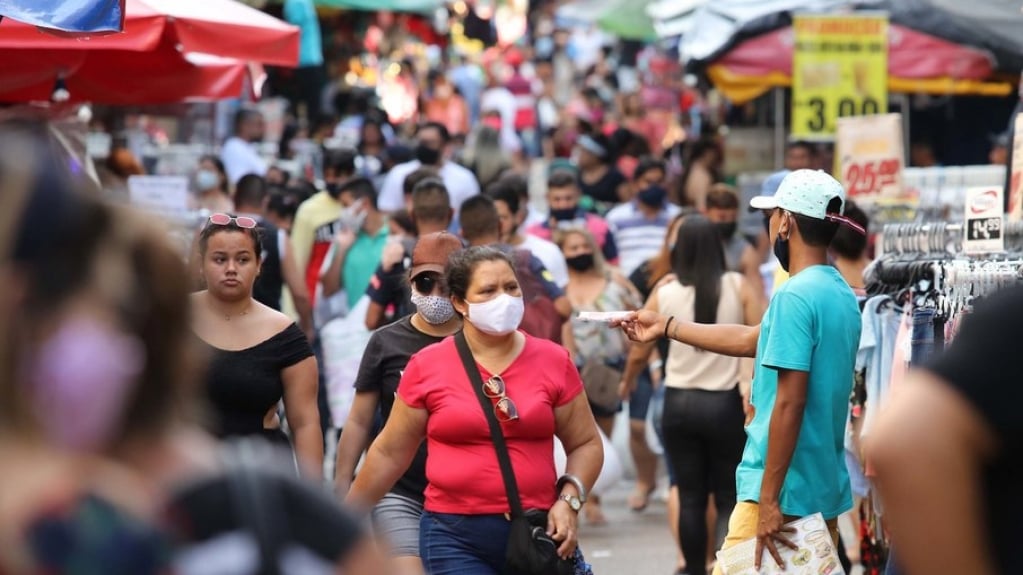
[0,0,299,67]
[0,41,248,105]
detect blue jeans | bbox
[910,307,936,368]
[420,512,592,575]
[420,512,511,575]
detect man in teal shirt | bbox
[321,178,390,310]
[615,170,864,574]
[283,0,324,124]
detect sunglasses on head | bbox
[412,273,442,294]
[483,375,519,422]
[208,213,258,229]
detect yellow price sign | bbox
[791,14,889,140]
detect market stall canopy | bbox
[683,0,1023,73]
[646,0,706,40]
[681,0,1023,103]
[557,0,657,41]
[0,0,300,67]
[0,0,125,33]
[0,36,249,104]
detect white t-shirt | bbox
[519,233,569,288]
[377,160,481,213]
[221,137,268,185]
[480,87,522,153]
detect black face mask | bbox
[565,253,595,272]
[773,235,791,273]
[715,222,737,240]
[326,182,342,199]
[637,185,667,207]
[551,207,577,222]
[415,144,442,166]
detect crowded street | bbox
[1,1,1023,574]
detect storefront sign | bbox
[1007,113,1023,222]
[791,13,889,140]
[128,175,189,219]
[836,113,907,215]
[963,186,1005,254]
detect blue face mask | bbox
[551,207,577,222]
[196,169,220,191]
[637,185,667,207]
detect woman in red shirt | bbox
[347,246,604,574]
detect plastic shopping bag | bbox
[319,295,372,429]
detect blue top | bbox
[736,265,860,519]
[284,0,323,67]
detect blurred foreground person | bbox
[868,286,1023,574]
[0,120,381,573]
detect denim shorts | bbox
[628,369,655,421]
[371,493,424,557]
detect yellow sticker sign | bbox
[791,14,889,140]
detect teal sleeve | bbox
[761,290,814,372]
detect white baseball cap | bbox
[750,169,865,234]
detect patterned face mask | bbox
[411,292,455,325]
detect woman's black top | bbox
[198,323,313,440]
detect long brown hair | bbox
[647,213,688,290]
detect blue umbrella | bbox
[0,0,125,33]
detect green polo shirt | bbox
[342,223,389,309]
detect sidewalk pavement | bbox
[577,480,680,575]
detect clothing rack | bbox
[879,221,1023,257]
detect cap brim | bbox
[749,196,779,211]
[410,264,445,278]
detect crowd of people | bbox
[6,13,1023,575]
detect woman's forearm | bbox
[346,440,417,514]
[563,437,604,496]
[334,418,373,491]
[292,423,324,480]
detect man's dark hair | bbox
[411,177,451,224]
[633,156,666,182]
[486,180,520,215]
[234,174,268,209]
[267,189,302,222]
[547,169,578,190]
[499,172,530,202]
[459,195,500,242]
[793,197,842,247]
[404,166,440,197]
[787,140,818,158]
[324,148,357,177]
[338,177,378,210]
[233,108,261,134]
[418,121,451,144]
[830,201,869,259]
[705,184,739,211]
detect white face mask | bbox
[466,293,524,336]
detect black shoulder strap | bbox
[454,331,524,518]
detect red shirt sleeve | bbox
[554,344,584,408]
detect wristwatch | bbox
[556,473,587,504]
[559,493,582,512]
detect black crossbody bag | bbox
[454,331,574,575]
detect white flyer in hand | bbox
[576,311,633,323]
[716,513,844,575]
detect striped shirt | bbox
[605,201,681,276]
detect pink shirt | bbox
[398,334,583,514]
